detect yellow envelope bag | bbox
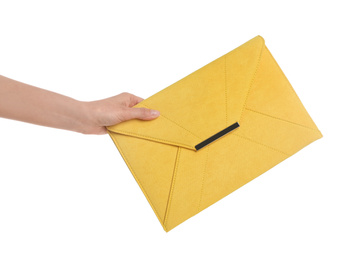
[106,35,322,232]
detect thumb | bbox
[122,107,160,121]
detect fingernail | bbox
[151,110,160,116]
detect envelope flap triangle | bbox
[107,36,265,150]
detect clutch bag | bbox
[106,35,322,232]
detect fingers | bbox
[122,107,160,121]
[125,93,144,107]
[115,92,159,122]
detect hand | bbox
[0,74,160,135]
[84,92,160,135]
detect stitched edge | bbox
[264,45,320,130]
[142,103,202,139]
[197,146,210,212]
[245,107,321,133]
[107,128,196,151]
[164,147,181,228]
[224,55,228,126]
[232,133,290,156]
[239,37,265,123]
[107,131,168,232]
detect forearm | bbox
[0,75,92,134]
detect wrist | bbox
[77,101,105,135]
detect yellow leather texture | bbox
[106,35,323,232]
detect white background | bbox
[0,1,359,259]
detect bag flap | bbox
[106,35,265,151]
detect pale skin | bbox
[0,74,160,134]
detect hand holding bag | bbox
[106,35,322,232]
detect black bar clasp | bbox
[195,122,240,151]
